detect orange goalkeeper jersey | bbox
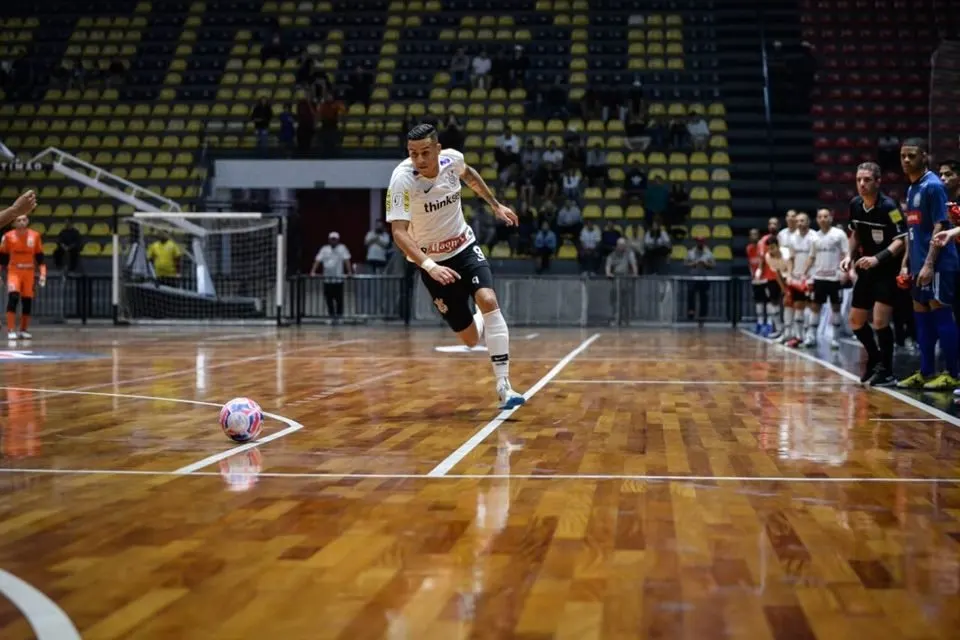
[0,229,42,270]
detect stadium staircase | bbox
[0,0,738,269]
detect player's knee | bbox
[474,288,499,313]
[20,297,32,315]
[6,292,19,312]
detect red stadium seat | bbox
[818,169,834,183]
[815,151,832,163]
[838,152,855,165]
[820,188,837,201]
[884,172,901,183]
[838,170,854,184]
[854,137,872,149]
[836,136,852,148]
[812,119,827,131]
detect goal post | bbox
[112,211,286,325]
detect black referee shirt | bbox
[848,193,907,259]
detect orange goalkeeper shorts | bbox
[6,270,36,298]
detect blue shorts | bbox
[912,270,957,306]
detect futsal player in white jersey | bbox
[785,212,815,348]
[775,209,798,342]
[802,208,849,348]
[386,123,525,409]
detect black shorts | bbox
[752,281,780,304]
[851,268,897,310]
[420,243,495,332]
[813,279,842,305]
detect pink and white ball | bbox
[219,397,264,443]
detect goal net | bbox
[113,212,283,324]
[929,39,960,165]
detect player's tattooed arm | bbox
[460,164,500,209]
[924,222,945,268]
[389,220,431,267]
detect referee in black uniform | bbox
[841,162,907,385]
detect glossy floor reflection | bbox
[0,326,958,639]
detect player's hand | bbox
[491,203,519,227]
[933,230,953,248]
[855,256,878,270]
[839,256,852,272]
[10,190,36,216]
[918,264,934,286]
[426,264,460,285]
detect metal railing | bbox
[11,273,758,327]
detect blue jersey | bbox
[906,170,958,274]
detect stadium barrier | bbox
[8,274,757,327]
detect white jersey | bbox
[385,148,475,261]
[789,229,814,277]
[811,226,849,282]
[777,227,794,260]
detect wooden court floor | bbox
[0,326,959,639]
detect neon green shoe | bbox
[896,371,928,389]
[923,373,960,391]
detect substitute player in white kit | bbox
[784,212,815,347]
[386,123,525,409]
[802,208,849,348]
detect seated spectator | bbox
[262,32,286,62]
[450,48,470,87]
[471,49,492,90]
[624,104,650,151]
[542,140,564,171]
[585,143,608,186]
[600,222,621,258]
[538,200,558,228]
[533,221,557,273]
[645,117,666,150]
[55,220,82,273]
[542,169,560,202]
[439,114,465,151]
[518,162,537,207]
[644,175,669,225]
[556,199,583,240]
[508,45,529,90]
[623,162,647,203]
[346,65,372,105]
[471,206,497,254]
[579,221,602,274]
[495,126,521,175]
[565,140,585,171]
[643,219,672,274]
[669,118,687,149]
[515,201,537,256]
[561,167,583,200]
[250,97,272,149]
[278,103,295,149]
[666,183,690,235]
[296,52,316,86]
[491,46,510,90]
[686,115,710,151]
[520,139,541,171]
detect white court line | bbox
[523,333,540,340]
[740,329,960,428]
[554,379,854,386]
[0,467,954,483]
[427,333,601,477]
[0,569,81,640]
[0,386,304,474]
[870,418,944,422]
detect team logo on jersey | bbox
[447,171,459,187]
[424,191,461,214]
[889,208,903,223]
[907,210,921,225]
[872,229,884,243]
[403,190,410,212]
[433,298,448,314]
[913,193,921,208]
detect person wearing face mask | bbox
[684,235,714,325]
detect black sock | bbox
[876,326,894,372]
[853,324,881,363]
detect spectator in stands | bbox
[606,238,638,278]
[439,115,465,151]
[579,221,602,274]
[666,183,690,230]
[495,126,521,177]
[542,140,564,171]
[562,168,582,200]
[585,142,608,187]
[251,97,273,150]
[623,162,647,204]
[538,200,558,229]
[491,47,510,91]
[643,219,672,274]
[645,117,666,151]
[296,93,316,154]
[557,199,583,240]
[0,58,11,88]
[107,58,126,85]
[261,32,286,62]
[878,128,900,173]
[564,139,585,171]
[545,77,569,119]
[364,221,391,274]
[541,167,560,202]
[533,221,557,274]
[310,231,353,322]
[450,48,470,88]
[625,104,650,151]
[520,139,540,171]
[669,118,687,150]
[685,236,715,324]
[519,162,537,207]
[278,104,295,150]
[346,65,372,106]
[644,175,669,224]
[317,91,345,155]
[54,221,82,274]
[515,201,536,256]
[508,45,529,91]
[600,222,621,259]
[471,48,491,90]
[295,52,316,87]
[471,206,497,254]
[687,115,710,151]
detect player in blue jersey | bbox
[896,139,960,390]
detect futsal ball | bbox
[219,397,264,443]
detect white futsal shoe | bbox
[18,331,31,340]
[6,331,17,341]
[497,379,526,410]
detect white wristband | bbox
[421,258,437,271]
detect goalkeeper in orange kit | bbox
[0,213,46,340]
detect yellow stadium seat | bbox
[690,187,709,201]
[712,206,732,219]
[709,118,727,133]
[81,242,101,257]
[709,135,728,149]
[713,245,732,260]
[690,224,711,238]
[711,187,731,201]
[491,243,511,258]
[604,205,623,219]
[583,187,602,200]
[625,205,645,220]
[713,225,732,239]
[690,152,709,165]
[583,204,602,219]
[689,168,709,182]
[647,151,666,165]
[690,205,710,220]
[668,168,688,182]
[668,152,687,165]
[604,187,622,201]
[711,168,730,182]
[557,244,577,260]
[708,103,726,116]
[670,245,687,260]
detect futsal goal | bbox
[112,211,285,324]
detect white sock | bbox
[784,307,795,337]
[755,302,764,321]
[794,309,804,340]
[807,311,820,341]
[473,309,485,346]
[766,303,781,330]
[483,309,510,383]
[831,310,841,340]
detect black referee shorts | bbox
[752,281,780,304]
[851,268,897,310]
[420,243,495,333]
